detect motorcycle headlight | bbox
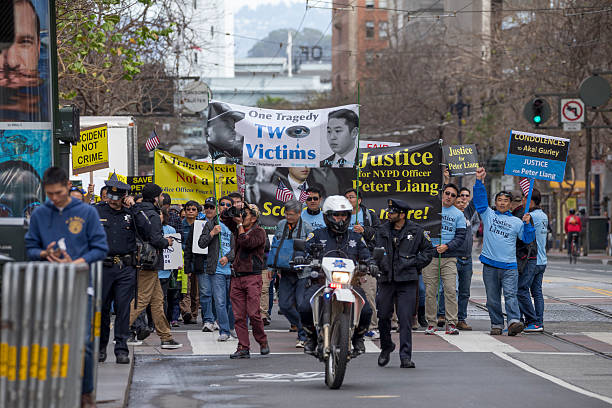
[332,271,350,284]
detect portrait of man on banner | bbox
[320,108,360,168]
[206,101,245,164]
[0,0,51,123]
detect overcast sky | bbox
[232,0,304,12]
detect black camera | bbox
[223,206,247,219]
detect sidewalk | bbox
[95,342,133,408]
[546,250,612,265]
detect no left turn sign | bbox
[561,99,585,123]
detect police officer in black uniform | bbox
[299,195,373,356]
[376,199,433,368]
[96,174,149,364]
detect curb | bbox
[547,255,611,265]
[123,346,135,408]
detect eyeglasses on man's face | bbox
[444,191,457,198]
[219,202,232,208]
[306,196,319,202]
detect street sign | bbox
[591,160,605,175]
[580,75,611,107]
[561,99,585,123]
[181,81,211,113]
[563,122,581,132]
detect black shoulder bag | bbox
[134,210,160,270]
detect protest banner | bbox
[206,101,360,167]
[106,173,153,194]
[250,141,442,238]
[72,124,109,175]
[442,144,479,176]
[357,141,443,238]
[163,233,183,269]
[154,150,236,204]
[504,130,570,182]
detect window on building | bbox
[193,0,197,9]
[365,51,374,65]
[365,21,375,38]
[379,21,388,38]
[378,0,387,7]
[365,0,375,8]
[194,52,198,64]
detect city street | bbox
[98,259,612,407]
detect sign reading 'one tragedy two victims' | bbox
[504,130,570,182]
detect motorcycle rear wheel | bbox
[325,312,350,389]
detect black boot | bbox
[418,306,427,327]
[303,326,317,355]
[352,327,367,357]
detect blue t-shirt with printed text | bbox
[216,222,232,275]
[530,209,548,265]
[431,205,466,246]
[301,208,326,231]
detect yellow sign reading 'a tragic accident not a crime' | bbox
[154,150,237,204]
[72,124,109,175]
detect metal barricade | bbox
[0,261,103,408]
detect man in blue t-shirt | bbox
[423,183,466,335]
[473,167,535,336]
[524,189,548,332]
[300,187,326,231]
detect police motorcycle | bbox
[292,239,384,389]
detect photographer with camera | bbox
[221,202,270,359]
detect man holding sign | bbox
[473,167,535,336]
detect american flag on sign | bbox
[275,180,293,202]
[519,178,531,197]
[298,185,309,203]
[145,129,160,152]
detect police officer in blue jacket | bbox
[299,195,372,355]
[96,174,149,364]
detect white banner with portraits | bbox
[206,101,360,167]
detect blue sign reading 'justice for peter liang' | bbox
[504,130,570,182]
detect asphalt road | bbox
[123,258,612,407]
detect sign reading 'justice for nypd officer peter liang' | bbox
[504,130,570,182]
[206,101,360,168]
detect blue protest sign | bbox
[504,130,570,182]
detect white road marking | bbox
[187,331,240,355]
[436,331,519,353]
[364,338,381,353]
[584,332,612,346]
[494,352,612,406]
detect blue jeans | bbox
[517,259,538,325]
[418,275,425,308]
[531,265,546,326]
[482,264,521,328]
[197,273,215,324]
[278,273,307,341]
[457,257,473,322]
[268,272,277,314]
[201,274,233,334]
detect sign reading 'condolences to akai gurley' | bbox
[442,144,479,176]
[72,124,109,175]
[504,130,570,182]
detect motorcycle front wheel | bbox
[325,312,350,389]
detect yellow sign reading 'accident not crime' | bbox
[154,150,237,204]
[72,124,109,175]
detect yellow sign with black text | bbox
[154,150,237,204]
[72,124,109,175]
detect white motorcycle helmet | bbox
[322,195,353,234]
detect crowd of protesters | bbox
[24,164,555,406]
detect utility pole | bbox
[287,31,293,78]
[585,112,591,256]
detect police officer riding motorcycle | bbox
[294,195,382,388]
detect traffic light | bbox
[523,98,551,126]
[57,105,80,144]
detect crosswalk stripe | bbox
[435,331,520,353]
[364,338,381,353]
[187,332,238,355]
[583,332,612,346]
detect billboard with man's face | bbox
[0,0,53,218]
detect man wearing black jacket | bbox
[376,199,433,368]
[129,183,182,349]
